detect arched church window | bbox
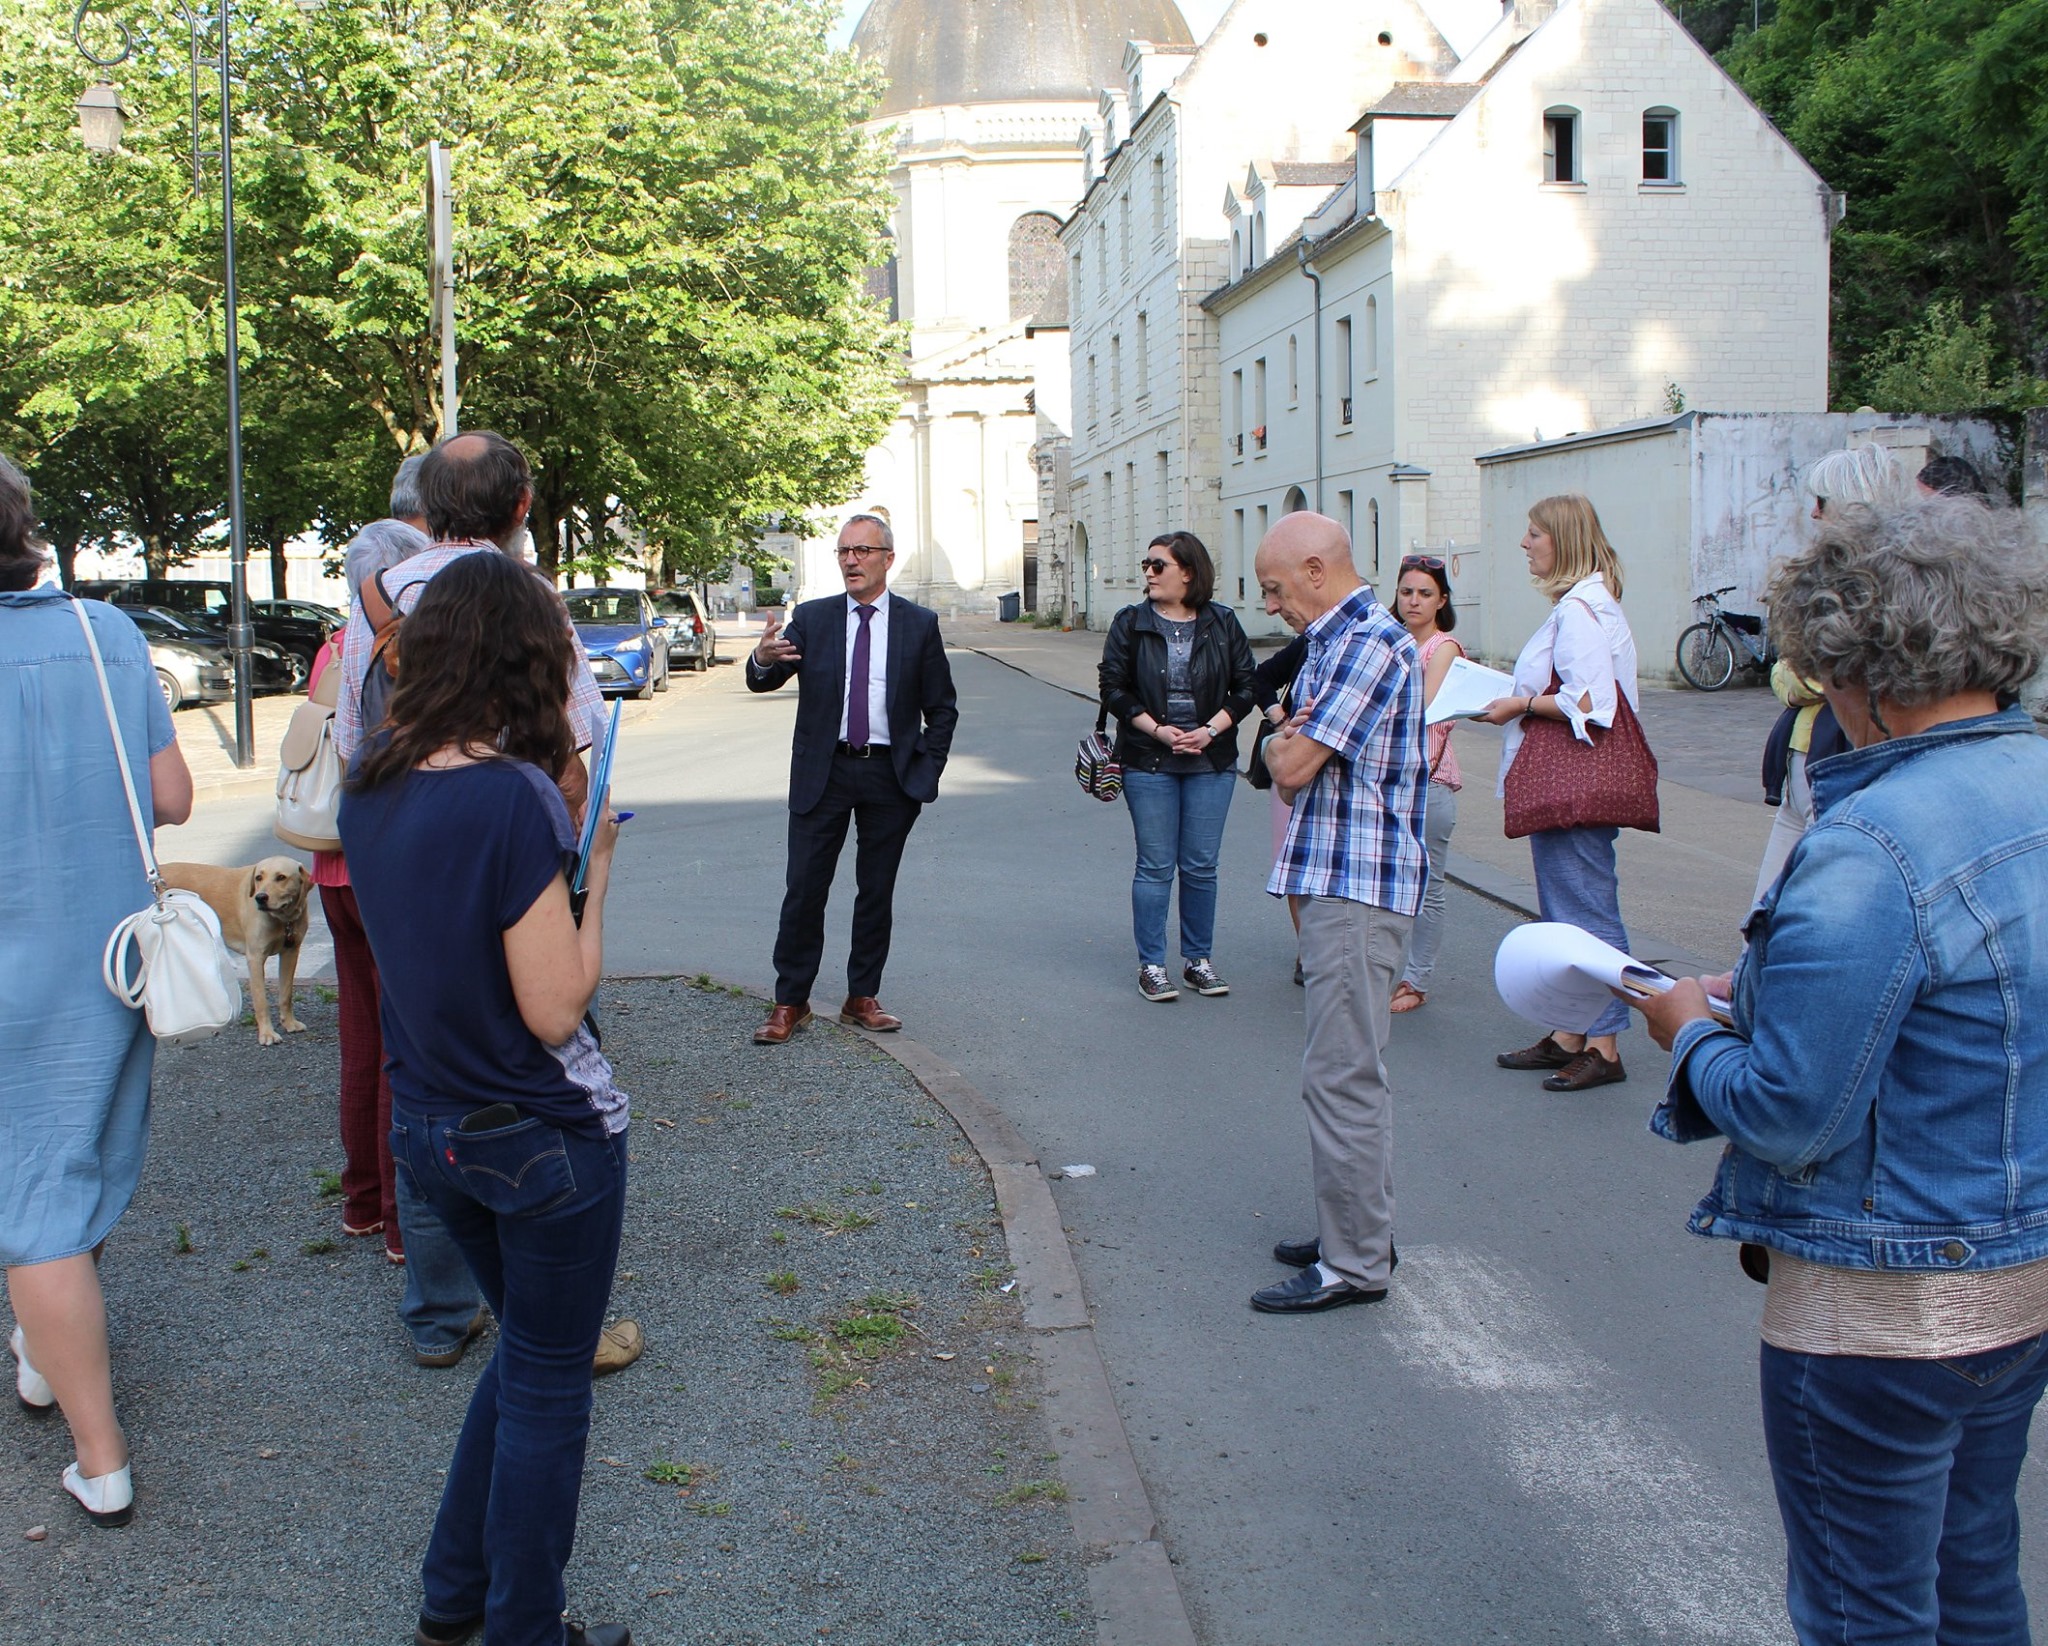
[1009,213,1066,322]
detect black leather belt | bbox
[835,741,878,757]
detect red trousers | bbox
[320,883,399,1255]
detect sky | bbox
[827,0,1233,50]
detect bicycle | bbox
[1675,587,1774,691]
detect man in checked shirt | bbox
[1250,512,1429,1313]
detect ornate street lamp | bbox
[72,0,261,767]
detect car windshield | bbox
[140,608,206,636]
[565,592,640,626]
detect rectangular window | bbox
[1363,295,1379,378]
[1125,462,1137,576]
[1151,154,1167,240]
[1544,112,1579,185]
[1643,111,1677,182]
[1135,312,1150,400]
[1335,317,1353,426]
[1253,357,1267,449]
[1288,335,1299,405]
[1155,451,1169,521]
[1339,489,1355,551]
[1097,223,1109,298]
[1120,191,1132,271]
[1088,354,1099,427]
[1110,334,1122,411]
[1230,369,1244,459]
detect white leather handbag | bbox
[71,598,241,1045]
[273,645,344,852]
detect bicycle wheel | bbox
[1676,622,1736,691]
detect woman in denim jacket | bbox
[1631,497,2048,1646]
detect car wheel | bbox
[157,669,183,713]
[654,653,670,693]
[284,648,313,692]
[633,665,655,700]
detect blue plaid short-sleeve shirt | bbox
[1266,585,1428,914]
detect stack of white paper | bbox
[1493,922,1728,1034]
[1424,657,1517,725]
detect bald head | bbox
[418,429,533,548]
[1254,511,1361,632]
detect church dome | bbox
[851,0,1195,119]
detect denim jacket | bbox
[1653,709,2048,1271]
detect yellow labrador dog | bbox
[160,858,311,1046]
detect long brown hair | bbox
[350,550,577,790]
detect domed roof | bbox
[851,0,1196,119]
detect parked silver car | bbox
[126,607,234,711]
[651,588,720,670]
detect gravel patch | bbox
[1,979,1093,1646]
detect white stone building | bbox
[820,0,1194,615]
[1203,0,1835,635]
[1060,0,1498,628]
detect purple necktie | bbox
[847,603,875,747]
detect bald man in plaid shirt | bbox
[1251,512,1428,1313]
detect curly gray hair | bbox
[1769,498,2048,712]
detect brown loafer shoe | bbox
[1496,1034,1577,1070]
[839,996,902,1032]
[754,1003,812,1045]
[1542,1050,1627,1091]
[593,1318,644,1378]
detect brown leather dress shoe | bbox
[754,1003,812,1045]
[839,996,902,1032]
[1496,1034,1577,1071]
[1543,1050,1627,1091]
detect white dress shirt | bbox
[839,589,892,746]
[1497,573,1639,794]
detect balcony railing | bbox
[1253,425,1267,451]
[1340,397,1354,426]
[1232,433,1244,457]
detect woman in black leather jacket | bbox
[1097,532,1257,1003]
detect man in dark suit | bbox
[747,512,959,1044]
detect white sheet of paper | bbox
[1493,922,1730,1034]
[1425,657,1517,725]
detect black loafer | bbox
[416,1614,483,1646]
[1250,1267,1387,1314]
[1273,1237,1399,1274]
[1273,1234,1320,1267]
[567,1625,632,1646]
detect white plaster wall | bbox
[1384,0,1832,557]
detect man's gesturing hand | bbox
[754,613,802,668]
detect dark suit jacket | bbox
[745,593,959,814]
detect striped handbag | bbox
[1075,708,1122,802]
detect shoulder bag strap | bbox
[69,597,163,894]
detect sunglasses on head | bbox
[1140,557,1173,574]
[1400,554,1445,571]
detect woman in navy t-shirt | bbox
[339,550,630,1646]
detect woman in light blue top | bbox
[0,455,192,1529]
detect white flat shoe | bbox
[11,1325,53,1413]
[62,1460,134,1527]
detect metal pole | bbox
[1296,239,1325,514]
[216,0,253,767]
[432,143,459,435]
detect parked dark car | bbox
[651,588,720,671]
[135,606,297,695]
[256,598,345,637]
[564,587,670,699]
[79,579,325,690]
[124,606,301,710]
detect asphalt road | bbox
[156,653,2048,1646]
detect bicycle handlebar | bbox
[1694,585,1737,602]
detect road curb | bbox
[605,971,1200,1646]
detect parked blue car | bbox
[565,587,671,699]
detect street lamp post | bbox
[73,0,259,768]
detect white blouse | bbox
[1496,574,1639,795]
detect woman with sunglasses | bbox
[1389,554,1463,1013]
[1098,531,1258,1003]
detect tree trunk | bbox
[268,537,291,601]
[529,495,561,580]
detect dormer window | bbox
[1543,108,1580,185]
[1643,108,1679,183]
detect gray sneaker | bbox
[1138,965,1179,1002]
[1183,959,1229,997]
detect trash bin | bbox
[997,592,1022,623]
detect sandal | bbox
[341,1219,384,1238]
[1390,982,1426,1014]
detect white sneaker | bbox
[62,1460,134,1527]
[11,1325,53,1412]
[1137,965,1179,1002]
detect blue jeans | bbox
[1122,767,1236,968]
[393,1155,482,1357]
[1760,1334,2048,1646]
[392,1108,629,1646]
[1528,825,1629,1037]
